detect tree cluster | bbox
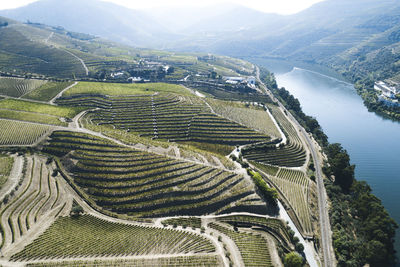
[324,144,398,266]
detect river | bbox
[253,58,400,262]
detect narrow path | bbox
[44,32,54,44]
[62,50,88,76]
[49,82,78,105]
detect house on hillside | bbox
[224,76,256,87]
[374,81,399,99]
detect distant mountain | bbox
[0,0,175,48]
[3,0,400,83]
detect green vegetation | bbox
[63,82,190,96]
[324,144,398,267]
[0,109,66,126]
[209,222,273,267]
[242,105,307,168]
[216,215,292,248]
[0,27,86,78]
[0,120,53,146]
[0,156,66,250]
[0,77,47,98]
[0,154,13,188]
[0,99,81,118]
[162,217,202,229]
[207,98,281,138]
[11,215,216,261]
[24,81,74,101]
[25,256,222,267]
[284,252,304,267]
[43,131,267,217]
[268,169,313,235]
[250,161,279,177]
[57,93,270,146]
[248,170,278,206]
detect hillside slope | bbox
[0,0,174,48]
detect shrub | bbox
[284,252,304,267]
[248,170,278,205]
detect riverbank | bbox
[256,64,399,266]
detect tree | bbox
[325,143,355,190]
[70,202,84,217]
[284,252,303,267]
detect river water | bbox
[254,58,400,261]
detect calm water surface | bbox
[256,59,400,260]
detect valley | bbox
[0,1,398,266]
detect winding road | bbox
[256,66,334,267]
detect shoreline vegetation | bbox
[260,67,398,267]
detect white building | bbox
[225,76,256,87]
[374,81,399,99]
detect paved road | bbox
[255,66,333,267]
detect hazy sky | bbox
[0,0,325,14]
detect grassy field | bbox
[0,99,82,118]
[11,215,216,260]
[63,82,191,96]
[23,81,74,102]
[0,154,14,188]
[0,109,67,126]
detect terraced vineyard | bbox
[216,215,292,247]
[43,131,268,217]
[0,27,87,78]
[25,256,222,267]
[0,77,47,98]
[0,154,14,188]
[23,81,74,102]
[209,222,273,267]
[258,167,313,235]
[0,110,67,126]
[242,105,307,167]
[0,155,68,253]
[11,215,216,261]
[57,93,271,145]
[0,119,53,146]
[207,99,281,138]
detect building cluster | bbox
[374,81,400,107]
[224,76,256,88]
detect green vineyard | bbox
[242,105,307,168]
[25,255,222,267]
[11,215,216,261]
[209,222,273,267]
[0,119,53,146]
[216,215,292,247]
[207,99,281,138]
[56,93,270,146]
[23,81,74,102]
[43,131,268,217]
[0,155,68,251]
[0,27,87,78]
[0,77,47,98]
